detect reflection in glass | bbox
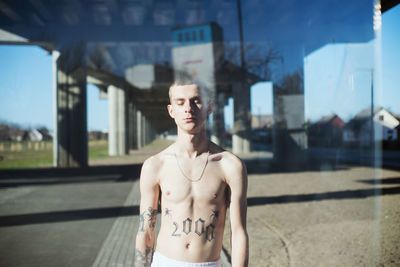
[0,1,399,266]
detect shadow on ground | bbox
[0,206,140,227]
[0,164,142,188]
[243,157,350,175]
[247,186,400,207]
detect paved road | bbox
[1,140,399,267]
[0,166,139,267]
[0,139,231,267]
[307,147,400,169]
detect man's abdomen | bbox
[155,204,226,262]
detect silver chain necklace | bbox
[174,148,209,182]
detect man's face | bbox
[168,84,212,134]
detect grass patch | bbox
[0,149,53,169]
[0,140,110,169]
[88,140,109,159]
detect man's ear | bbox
[207,101,214,116]
[167,104,174,118]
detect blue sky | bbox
[381,4,400,115]
[0,4,398,131]
[0,46,109,131]
[304,41,375,121]
[0,46,53,129]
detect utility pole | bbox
[237,0,246,72]
[370,69,374,165]
[232,0,251,153]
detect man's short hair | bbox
[169,71,213,104]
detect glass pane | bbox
[1,1,399,267]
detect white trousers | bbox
[150,251,222,267]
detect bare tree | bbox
[87,46,112,72]
[224,42,281,81]
[279,70,303,95]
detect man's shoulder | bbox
[140,145,174,183]
[209,142,245,172]
[142,144,174,169]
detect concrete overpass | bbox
[0,3,261,167]
[1,0,389,168]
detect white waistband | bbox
[151,251,222,267]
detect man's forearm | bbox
[135,231,155,267]
[231,229,249,267]
[134,245,154,267]
[135,206,157,267]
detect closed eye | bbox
[193,98,201,104]
[175,99,184,105]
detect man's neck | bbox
[175,129,209,159]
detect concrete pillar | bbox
[142,115,147,146]
[129,103,137,149]
[117,87,128,154]
[108,85,128,156]
[211,92,226,146]
[108,85,118,156]
[137,110,143,149]
[56,57,88,167]
[52,50,60,167]
[145,118,155,145]
[232,83,251,154]
[272,87,307,169]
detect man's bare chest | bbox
[158,160,227,205]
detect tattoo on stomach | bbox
[166,209,219,242]
[172,222,181,237]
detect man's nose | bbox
[184,101,193,113]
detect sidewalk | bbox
[1,139,399,266]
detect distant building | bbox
[251,114,274,129]
[8,129,28,142]
[88,131,108,140]
[250,114,273,145]
[0,124,11,141]
[27,128,52,142]
[308,114,345,147]
[343,107,399,147]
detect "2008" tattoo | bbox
[171,217,215,241]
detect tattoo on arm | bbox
[139,212,145,232]
[145,207,158,229]
[134,247,154,267]
[138,207,158,232]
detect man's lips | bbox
[184,117,195,122]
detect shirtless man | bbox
[134,77,248,267]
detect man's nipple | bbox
[166,191,171,196]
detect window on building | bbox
[199,29,204,40]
